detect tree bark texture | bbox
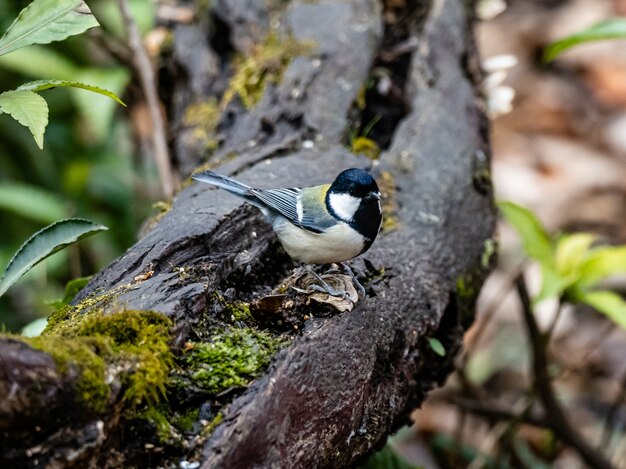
[0,0,496,467]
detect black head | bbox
[326,169,382,251]
[329,168,379,199]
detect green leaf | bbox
[0,218,107,298]
[0,0,99,57]
[18,79,126,106]
[0,89,48,148]
[0,182,66,223]
[498,201,553,264]
[21,317,48,337]
[427,337,446,357]
[578,246,626,288]
[534,264,573,304]
[544,18,626,63]
[581,290,626,330]
[555,233,595,276]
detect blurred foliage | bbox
[499,201,626,328]
[544,17,626,62]
[360,438,422,469]
[0,0,160,331]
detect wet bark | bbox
[0,0,496,467]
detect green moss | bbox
[481,238,497,269]
[23,308,174,413]
[24,335,111,413]
[213,293,253,323]
[75,310,173,406]
[378,171,398,232]
[351,136,381,160]
[172,408,200,433]
[139,407,175,443]
[222,32,314,108]
[182,328,286,394]
[184,97,220,151]
[456,273,475,300]
[200,412,223,439]
[44,287,125,335]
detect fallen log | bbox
[0,0,496,467]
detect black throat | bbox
[350,200,382,253]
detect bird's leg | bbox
[291,265,352,300]
[333,262,366,300]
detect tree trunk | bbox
[0,0,496,467]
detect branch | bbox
[119,0,175,198]
[516,276,616,469]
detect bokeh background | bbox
[0,0,625,467]
[404,0,626,468]
[0,0,160,331]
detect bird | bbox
[192,168,382,298]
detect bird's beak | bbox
[366,192,381,202]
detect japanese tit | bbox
[192,168,382,265]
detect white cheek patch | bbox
[328,192,361,222]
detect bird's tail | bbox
[192,170,252,197]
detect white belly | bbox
[272,216,365,264]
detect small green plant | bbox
[499,201,626,328]
[543,17,626,62]
[0,0,125,148]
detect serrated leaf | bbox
[427,337,446,357]
[578,246,626,288]
[0,218,107,298]
[0,182,66,223]
[581,290,626,330]
[18,79,126,106]
[498,201,553,264]
[0,89,48,148]
[544,18,626,63]
[555,233,595,276]
[0,0,99,57]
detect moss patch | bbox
[378,171,398,232]
[184,97,221,152]
[180,328,286,394]
[222,32,314,108]
[213,292,254,323]
[24,334,111,413]
[351,136,381,160]
[20,309,173,413]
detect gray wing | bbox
[252,186,337,234]
[252,187,302,225]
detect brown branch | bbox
[450,396,547,429]
[516,276,616,469]
[118,0,174,198]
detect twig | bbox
[451,396,546,429]
[118,0,175,198]
[601,369,626,452]
[465,396,533,469]
[516,276,616,469]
